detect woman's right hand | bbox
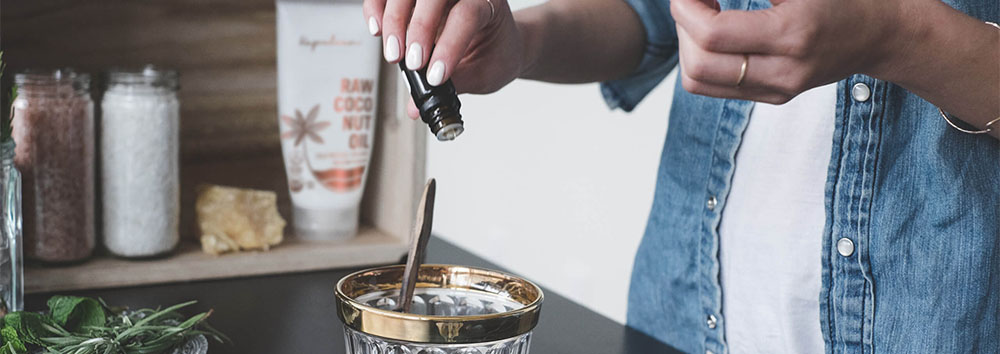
[364,0,526,102]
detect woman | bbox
[363,0,999,352]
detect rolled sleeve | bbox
[600,0,679,112]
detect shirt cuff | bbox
[600,0,680,112]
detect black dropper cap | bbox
[400,63,464,141]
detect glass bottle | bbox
[13,69,95,263]
[101,66,180,258]
[0,140,22,314]
[400,64,464,141]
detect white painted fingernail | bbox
[368,17,379,35]
[427,61,445,86]
[406,43,423,70]
[384,35,400,61]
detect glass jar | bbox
[101,66,180,258]
[336,265,543,354]
[344,327,531,354]
[13,69,95,263]
[0,140,23,314]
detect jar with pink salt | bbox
[12,69,95,263]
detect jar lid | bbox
[335,264,544,344]
[14,68,90,91]
[107,65,179,90]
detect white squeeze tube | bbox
[277,0,380,240]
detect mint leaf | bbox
[47,296,106,332]
[3,312,51,346]
[0,327,25,353]
[47,295,84,324]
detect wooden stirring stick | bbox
[398,178,436,313]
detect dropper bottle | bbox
[400,63,464,141]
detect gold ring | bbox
[485,0,496,21]
[736,54,749,87]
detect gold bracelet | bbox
[938,21,1000,135]
[939,108,1000,134]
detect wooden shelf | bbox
[6,0,426,294]
[25,227,409,294]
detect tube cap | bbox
[293,206,359,240]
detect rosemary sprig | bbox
[1,296,228,354]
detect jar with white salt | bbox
[100,66,180,258]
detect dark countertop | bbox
[26,238,681,354]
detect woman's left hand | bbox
[671,0,918,104]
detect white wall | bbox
[426,17,679,322]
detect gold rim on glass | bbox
[335,264,544,344]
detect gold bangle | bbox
[937,21,1000,135]
[938,108,1000,135]
[484,0,496,22]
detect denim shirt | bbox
[601,0,1000,353]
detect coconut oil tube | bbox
[277,0,380,240]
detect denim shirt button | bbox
[852,83,871,102]
[837,238,855,257]
[706,314,717,329]
[707,196,718,211]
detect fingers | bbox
[369,0,502,92]
[694,0,720,11]
[670,0,787,54]
[681,69,792,105]
[381,0,416,63]
[363,0,387,35]
[678,26,793,90]
[677,26,746,87]
[426,0,493,86]
[677,25,802,103]
[405,0,451,70]
[407,97,420,119]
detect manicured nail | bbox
[427,61,445,86]
[384,35,400,61]
[406,43,423,70]
[368,17,379,35]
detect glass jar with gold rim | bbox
[335,264,544,354]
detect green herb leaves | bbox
[3,311,50,346]
[0,51,16,143]
[0,296,227,354]
[0,327,25,354]
[47,296,106,333]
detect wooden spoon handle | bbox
[399,178,436,313]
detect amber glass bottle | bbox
[400,63,464,141]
